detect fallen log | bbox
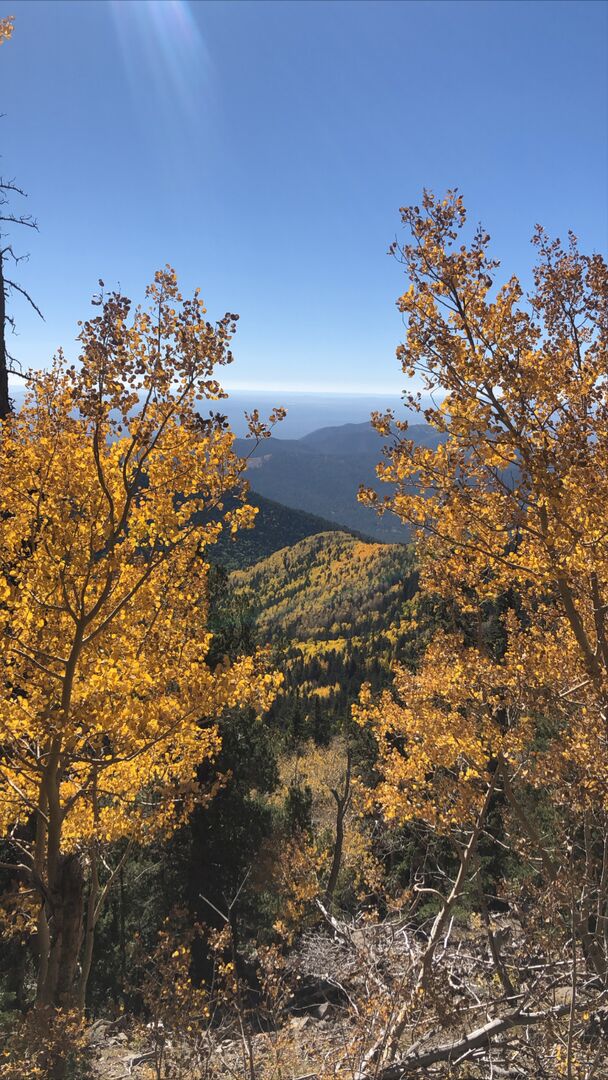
[369,1002,572,1079]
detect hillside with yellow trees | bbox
[230,531,417,740]
[231,531,414,641]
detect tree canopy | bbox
[0,269,280,1010]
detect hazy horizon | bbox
[7,384,417,440]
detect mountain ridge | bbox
[235,420,443,541]
[214,491,377,569]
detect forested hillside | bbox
[230,531,417,739]
[231,531,414,641]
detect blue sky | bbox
[1,0,607,393]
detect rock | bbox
[310,1002,331,1020]
[289,1015,311,1031]
[290,976,347,1011]
[86,1019,110,1045]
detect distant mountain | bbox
[300,420,443,456]
[7,386,428,439]
[204,391,429,439]
[213,492,373,570]
[235,421,444,542]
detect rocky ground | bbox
[88,1009,341,1079]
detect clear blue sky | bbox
[1,0,607,393]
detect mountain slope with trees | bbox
[231,530,415,642]
[230,531,418,740]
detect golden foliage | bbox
[0,269,281,1005]
[0,1008,87,1079]
[0,17,14,45]
[276,738,381,894]
[358,190,608,826]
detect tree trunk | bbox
[325,749,352,906]
[76,845,99,1010]
[37,853,85,1009]
[0,249,11,419]
[34,852,86,1080]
